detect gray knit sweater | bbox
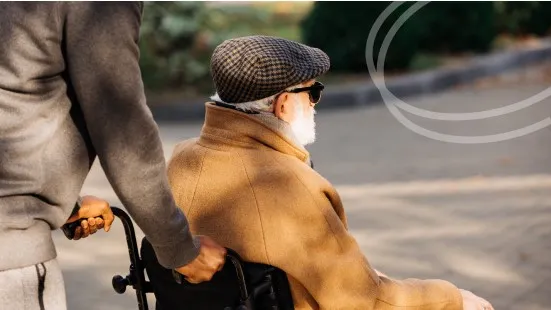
[0,2,199,270]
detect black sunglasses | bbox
[288,81,325,104]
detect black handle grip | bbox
[62,198,108,240]
[61,220,81,240]
[62,216,105,240]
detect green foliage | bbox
[139,2,310,91]
[301,2,423,72]
[525,2,551,36]
[408,53,443,72]
[200,5,305,51]
[139,1,551,93]
[300,2,503,72]
[139,2,210,90]
[495,1,551,36]
[417,2,497,53]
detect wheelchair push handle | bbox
[61,201,105,240]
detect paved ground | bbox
[54,66,551,309]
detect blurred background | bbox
[53,2,551,310]
[138,1,551,103]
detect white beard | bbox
[290,99,316,146]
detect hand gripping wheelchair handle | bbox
[110,206,276,310]
[61,200,105,240]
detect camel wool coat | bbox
[167,103,463,310]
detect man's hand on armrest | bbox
[175,235,227,284]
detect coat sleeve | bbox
[60,2,199,269]
[262,179,463,310]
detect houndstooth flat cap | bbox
[210,35,330,104]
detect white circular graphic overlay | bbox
[364,1,551,144]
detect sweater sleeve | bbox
[60,2,199,268]
[265,184,463,309]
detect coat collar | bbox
[199,102,310,163]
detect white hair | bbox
[210,82,309,113]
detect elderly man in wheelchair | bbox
[93,36,493,310]
[138,36,492,310]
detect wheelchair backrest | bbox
[140,237,294,310]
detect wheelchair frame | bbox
[109,207,271,310]
[109,207,151,310]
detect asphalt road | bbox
[54,71,551,310]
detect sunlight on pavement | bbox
[337,174,551,197]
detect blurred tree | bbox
[301,2,423,72]
[139,2,310,92]
[523,1,551,36]
[495,1,551,37]
[417,2,497,53]
[139,2,210,90]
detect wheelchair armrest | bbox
[252,280,272,299]
[171,248,250,303]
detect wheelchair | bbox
[83,207,294,310]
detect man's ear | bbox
[274,93,293,123]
